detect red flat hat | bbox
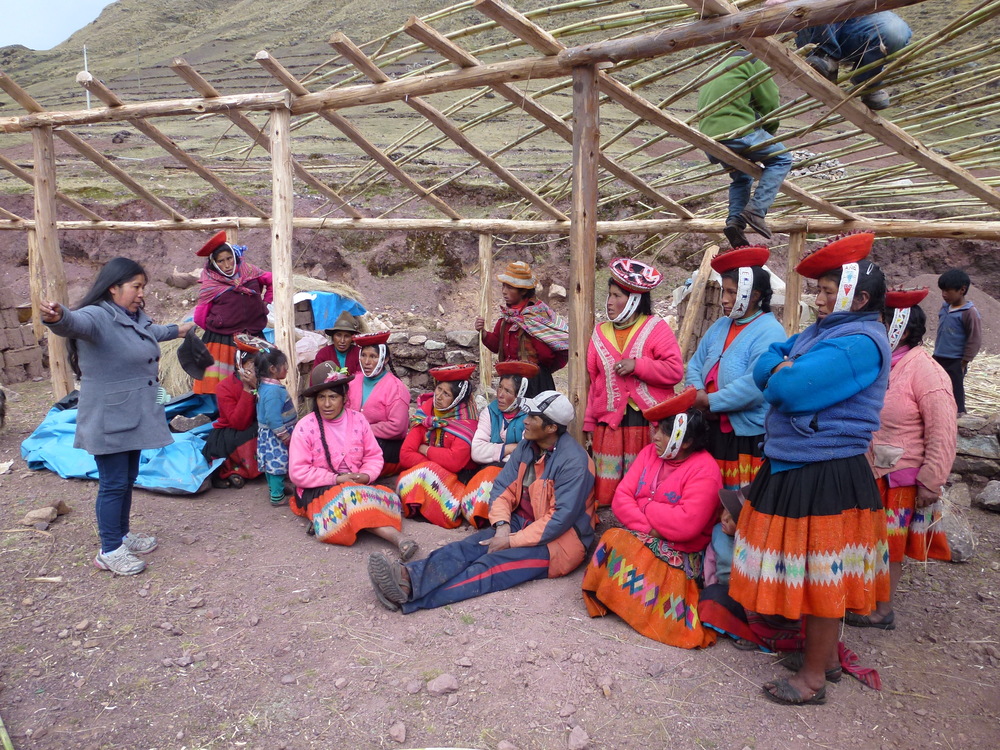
[353,331,391,347]
[495,360,540,379]
[234,332,270,353]
[885,287,929,309]
[642,386,698,422]
[710,246,770,274]
[609,257,663,293]
[196,230,230,258]
[795,232,875,279]
[429,364,476,382]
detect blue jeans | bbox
[401,516,550,614]
[94,450,141,554]
[797,12,912,85]
[707,129,792,221]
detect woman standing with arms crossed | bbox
[41,257,194,576]
[730,233,891,705]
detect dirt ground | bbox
[1,378,999,750]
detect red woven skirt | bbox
[193,330,236,396]
[592,410,650,506]
[879,478,951,564]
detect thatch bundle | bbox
[157,275,364,397]
[962,352,1000,416]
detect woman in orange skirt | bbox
[730,233,891,705]
[288,363,417,560]
[583,388,722,649]
[461,361,538,527]
[847,288,956,630]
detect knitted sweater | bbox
[214,373,255,431]
[611,445,723,553]
[934,300,982,361]
[289,410,383,489]
[697,54,780,139]
[347,371,410,441]
[583,316,684,431]
[871,347,957,494]
[686,312,786,435]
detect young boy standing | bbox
[933,269,982,415]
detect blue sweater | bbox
[686,312,786,436]
[934,300,982,360]
[754,311,890,464]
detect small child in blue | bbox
[933,268,982,415]
[254,347,297,506]
[703,485,746,587]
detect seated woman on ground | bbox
[314,311,361,375]
[202,334,267,489]
[396,365,479,530]
[461,360,538,527]
[289,362,417,559]
[582,388,722,649]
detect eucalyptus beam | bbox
[256,51,462,221]
[269,106,299,402]
[404,17,694,219]
[76,72,269,219]
[0,204,22,221]
[475,0,859,222]
[169,58,364,220]
[329,32,568,221]
[0,153,103,221]
[569,65,600,441]
[3,216,999,239]
[0,72,185,221]
[679,0,1000,212]
[0,0,928,133]
[477,233,495,394]
[677,244,720,363]
[784,231,805,335]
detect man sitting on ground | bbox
[368,390,596,613]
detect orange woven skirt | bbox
[290,481,401,545]
[592,414,650,506]
[729,455,890,620]
[396,461,467,529]
[582,528,717,649]
[879,478,951,564]
[193,330,236,396]
[459,465,502,529]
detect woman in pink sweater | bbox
[584,257,684,505]
[289,363,417,559]
[848,288,956,630]
[583,388,723,649]
[347,332,411,478]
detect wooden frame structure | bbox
[2,0,999,439]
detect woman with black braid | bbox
[288,362,418,559]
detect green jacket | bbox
[697,54,780,138]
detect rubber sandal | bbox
[367,552,410,608]
[211,476,230,489]
[777,652,843,683]
[270,496,289,507]
[398,539,419,562]
[732,637,761,651]
[762,677,827,706]
[844,610,896,630]
[228,475,245,489]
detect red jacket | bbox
[214,374,255,430]
[314,344,360,375]
[399,395,477,475]
[482,315,568,373]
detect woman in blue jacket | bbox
[687,246,785,489]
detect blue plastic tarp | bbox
[21,393,223,495]
[303,291,366,331]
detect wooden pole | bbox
[269,107,299,403]
[31,126,73,399]
[677,244,720,363]
[477,233,494,396]
[569,64,600,442]
[0,152,103,221]
[26,230,45,344]
[784,231,805,335]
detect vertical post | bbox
[26,229,45,344]
[568,65,600,442]
[477,232,494,395]
[677,243,720,363]
[32,126,73,399]
[784,231,805,335]
[269,107,298,401]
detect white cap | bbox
[524,390,575,426]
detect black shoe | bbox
[723,224,749,249]
[861,89,891,110]
[805,52,839,82]
[740,210,773,240]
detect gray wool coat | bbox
[46,301,180,456]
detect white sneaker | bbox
[94,545,146,576]
[122,531,158,554]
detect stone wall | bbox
[0,288,44,384]
[386,329,481,398]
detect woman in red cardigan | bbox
[202,335,266,488]
[584,257,684,505]
[583,388,723,648]
[395,365,479,529]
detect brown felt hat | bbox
[301,361,354,398]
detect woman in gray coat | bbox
[41,257,194,576]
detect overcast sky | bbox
[0,1,117,50]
